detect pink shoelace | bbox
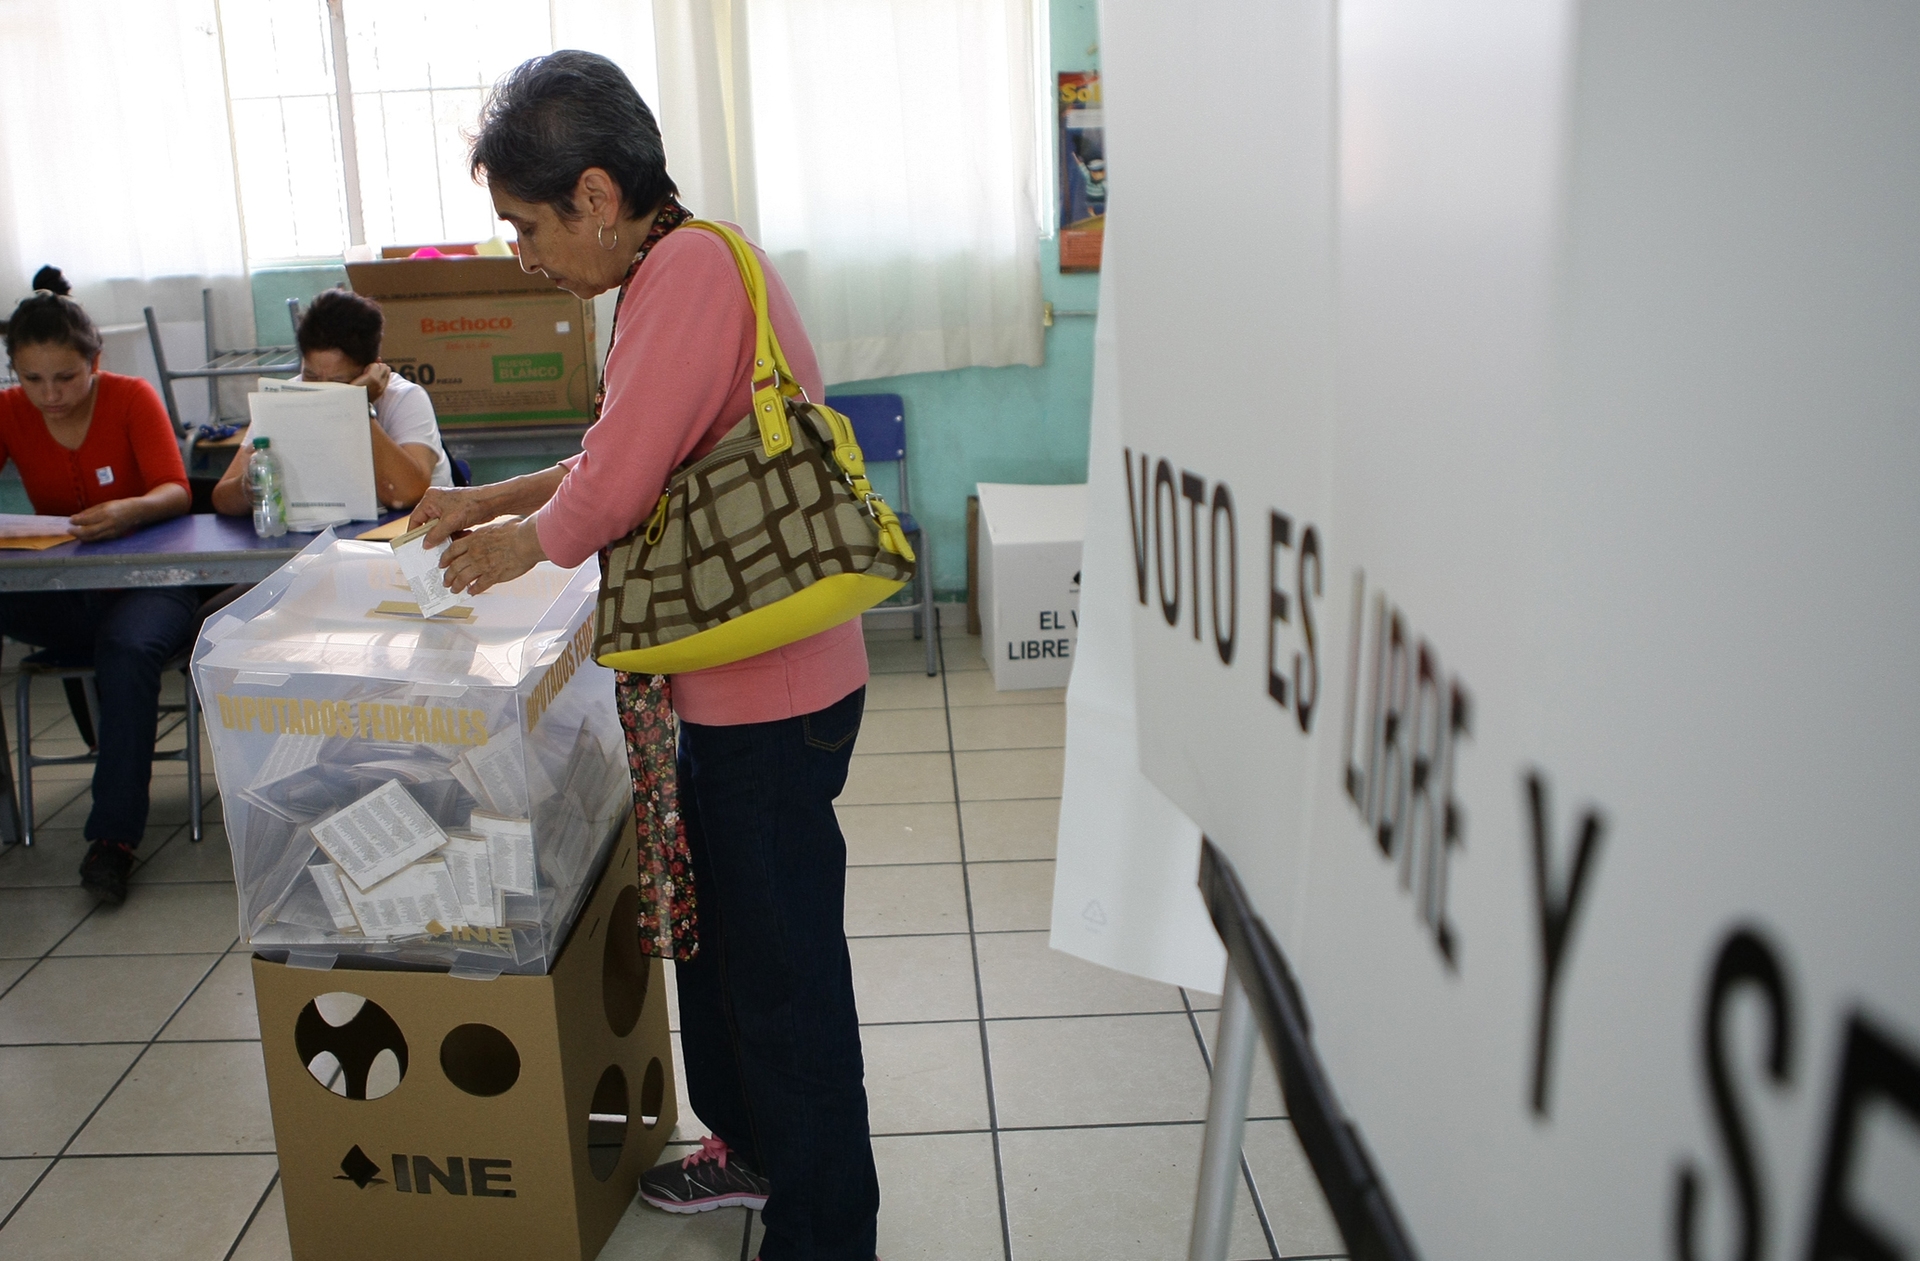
[681,1134,731,1170]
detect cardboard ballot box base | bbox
[253,819,674,1261]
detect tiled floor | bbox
[0,626,1344,1260]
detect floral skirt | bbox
[614,671,698,960]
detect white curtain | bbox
[654,0,1045,383]
[0,0,251,335]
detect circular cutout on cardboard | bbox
[639,1057,665,1129]
[440,1022,521,1097]
[586,1065,629,1180]
[602,885,649,1038]
[294,992,407,1101]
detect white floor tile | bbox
[850,933,978,1025]
[70,1041,275,1155]
[837,801,961,866]
[0,1158,48,1220]
[988,1012,1213,1128]
[975,931,1186,1019]
[0,887,96,959]
[966,861,1054,933]
[158,953,259,1041]
[51,883,238,956]
[958,797,1060,862]
[840,751,955,806]
[0,1153,276,1260]
[845,865,969,937]
[954,748,1065,801]
[861,1020,989,1135]
[0,955,218,1045]
[1001,1124,1271,1261]
[873,1132,1004,1261]
[0,1044,142,1158]
[227,1181,291,1261]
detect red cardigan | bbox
[0,373,188,515]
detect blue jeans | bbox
[676,685,878,1261]
[0,586,201,844]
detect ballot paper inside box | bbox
[191,531,629,976]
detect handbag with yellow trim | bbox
[593,220,916,674]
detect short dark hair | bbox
[5,272,101,362]
[298,288,384,368]
[470,50,676,221]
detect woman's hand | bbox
[410,486,495,547]
[439,517,546,595]
[68,482,188,543]
[68,499,146,543]
[350,361,392,404]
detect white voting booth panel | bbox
[191,533,627,976]
[1089,1,1920,1257]
[976,482,1085,690]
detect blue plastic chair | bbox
[827,393,936,675]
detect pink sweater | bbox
[534,226,869,726]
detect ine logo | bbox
[336,1147,518,1198]
[337,1145,386,1189]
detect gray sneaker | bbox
[639,1136,770,1213]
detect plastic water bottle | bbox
[247,436,287,539]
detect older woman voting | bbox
[0,279,194,904]
[212,288,451,517]
[410,53,881,1261]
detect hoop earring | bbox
[597,222,619,251]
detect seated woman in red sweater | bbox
[0,281,195,904]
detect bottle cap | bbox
[252,437,271,449]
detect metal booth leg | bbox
[1188,966,1259,1261]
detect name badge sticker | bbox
[95,467,114,486]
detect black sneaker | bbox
[79,841,135,905]
[639,1136,769,1213]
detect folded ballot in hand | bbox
[390,523,462,618]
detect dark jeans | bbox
[676,685,878,1261]
[0,586,201,844]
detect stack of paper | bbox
[246,382,378,529]
[310,778,448,889]
[278,773,539,942]
[468,812,537,899]
[449,736,531,817]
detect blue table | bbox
[0,510,407,846]
[0,511,407,592]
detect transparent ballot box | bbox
[191,531,627,975]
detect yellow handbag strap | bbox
[678,220,914,562]
[683,220,798,456]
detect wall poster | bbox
[1058,71,1105,271]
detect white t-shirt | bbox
[376,376,453,488]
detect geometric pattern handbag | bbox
[594,221,916,674]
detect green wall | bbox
[246,0,1102,601]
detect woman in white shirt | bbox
[212,288,453,514]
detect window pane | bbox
[221,0,334,100]
[230,95,348,260]
[343,0,550,248]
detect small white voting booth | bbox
[975,482,1085,690]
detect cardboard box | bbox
[976,482,1086,690]
[347,257,597,428]
[253,818,675,1261]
